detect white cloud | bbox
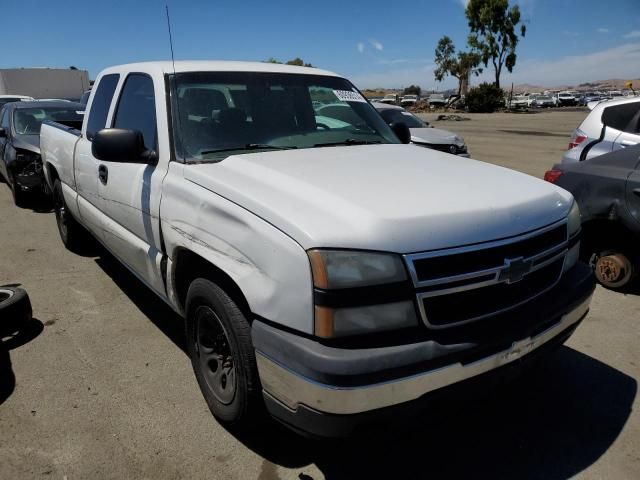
[597,28,609,33]
[623,30,640,39]
[349,63,439,90]
[496,42,640,87]
[357,42,365,53]
[348,43,640,89]
[369,39,384,51]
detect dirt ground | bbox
[1,109,639,479]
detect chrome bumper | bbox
[256,295,592,415]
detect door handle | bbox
[621,140,638,147]
[98,164,108,185]
[634,188,640,197]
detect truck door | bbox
[75,73,120,238]
[96,73,167,296]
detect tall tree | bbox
[465,0,526,89]
[434,36,481,97]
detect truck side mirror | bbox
[390,121,411,144]
[0,127,6,138]
[92,128,157,164]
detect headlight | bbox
[315,301,418,338]
[567,200,581,237]
[308,250,417,337]
[564,201,581,272]
[307,250,407,289]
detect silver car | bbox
[561,96,640,163]
[372,102,469,156]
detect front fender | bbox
[162,171,314,334]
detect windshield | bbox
[378,109,426,128]
[171,72,398,162]
[13,107,83,135]
[0,98,25,108]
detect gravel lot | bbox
[1,109,639,479]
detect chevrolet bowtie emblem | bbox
[499,257,533,284]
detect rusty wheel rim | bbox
[595,253,633,289]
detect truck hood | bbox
[410,127,463,146]
[184,144,572,253]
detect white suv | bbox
[562,97,640,163]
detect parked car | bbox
[0,101,83,205]
[556,92,577,107]
[0,95,34,109]
[530,95,555,108]
[379,93,399,105]
[427,93,446,107]
[545,144,640,290]
[79,90,92,105]
[400,94,419,107]
[578,92,601,106]
[562,96,640,164]
[373,102,469,156]
[507,95,529,109]
[41,61,594,437]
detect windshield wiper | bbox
[201,144,298,155]
[313,139,382,148]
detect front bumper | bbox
[253,262,595,436]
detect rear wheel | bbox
[52,179,86,252]
[186,278,262,427]
[592,250,635,290]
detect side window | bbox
[112,74,157,151]
[603,102,640,133]
[86,74,120,140]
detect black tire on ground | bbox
[0,287,32,336]
[185,278,262,427]
[52,178,86,252]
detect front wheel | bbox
[186,278,262,427]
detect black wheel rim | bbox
[194,306,237,405]
[53,187,68,240]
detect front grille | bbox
[413,224,566,283]
[422,258,564,327]
[405,221,568,329]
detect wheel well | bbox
[46,163,60,185]
[581,219,635,253]
[173,249,251,317]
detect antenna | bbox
[165,5,177,73]
[165,4,184,159]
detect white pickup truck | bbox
[40,61,595,437]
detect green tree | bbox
[434,36,481,98]
[265,57,314,67]
[466,0,526,89]
[403,85,421,96]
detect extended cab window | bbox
[112,74,157,151]
[86,74,119,140]
[171,71,398,162]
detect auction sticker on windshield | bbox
[333,90,367,103]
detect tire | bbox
[52,179,86,252]
[185,278,261,427]
[9,174,27,208]
[0,287,32,336]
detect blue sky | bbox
[2,0,639,89]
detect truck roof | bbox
[99,60,341,78]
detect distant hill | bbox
[509,78,640,93]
